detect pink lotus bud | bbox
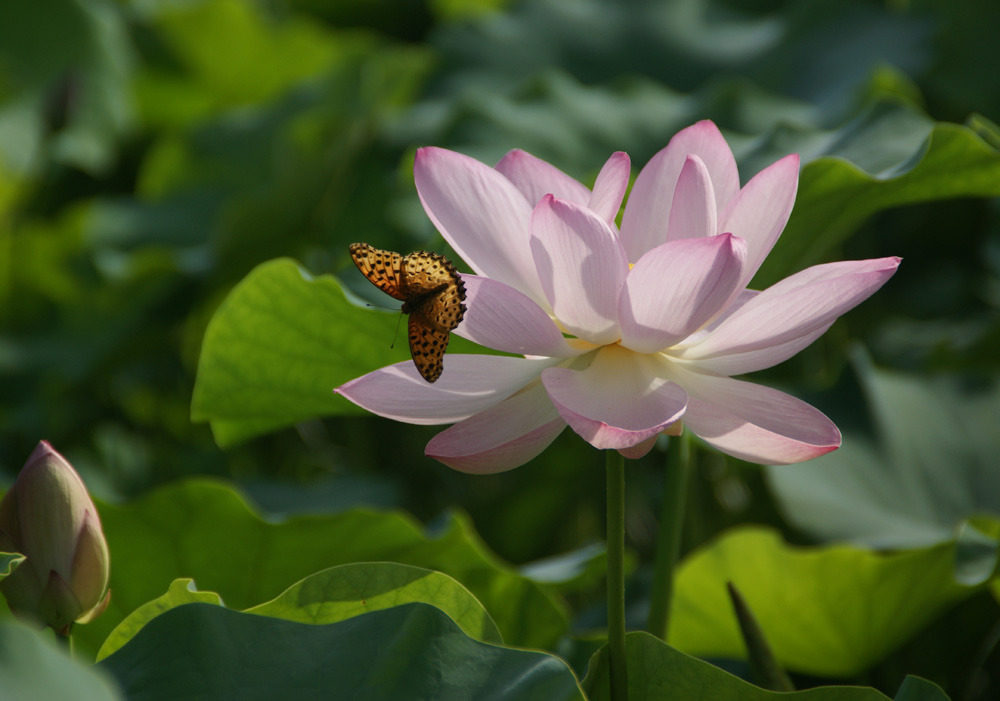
[0,441,111,633]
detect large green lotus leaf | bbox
[96,578,224,661]
[190,258,380,443]
[73,479,566,659]
[247,562,502,642]
[0,620,122,701]
[583,631,949,701]
[765,354,1000,550]
[750,105,1000,287]
[667,527,975,677]
[190,257,492,445]
[98,563,501,661]
[100,603,583,701]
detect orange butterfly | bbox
[349,242,467,383]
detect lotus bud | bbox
[0,441,111,633]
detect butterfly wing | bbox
[407,314,451,383]
[349,242,408,302]
[401,251,466,332]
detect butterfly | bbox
[349,242,467,383]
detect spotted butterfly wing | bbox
[349,242,467,383]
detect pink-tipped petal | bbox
[666,155,717,242]
[620,120,740,261]
[676,257,901,375]
[425,381,566,473]
[335,355,558,425]
[456,275,584,358]
[589,151,631,225]
[530,196,629,345]
[541,346,688,451]
[619,234,747,353]
[415,147,545,304]
[669,366,841,465]
[494,148,593,208]
[617,434,659,460]
[719,153,800,288]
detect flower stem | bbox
[646,432,691,640]
[606,450,628,700]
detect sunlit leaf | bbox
[100,603,584,701]
[99,563,501,662]
[668,527,976,676]
[246,562,503,643]
[190,258,400,443]
[73,479,567,660]
[96,578,223,661]
[191,258,493,445]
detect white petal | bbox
[530,196,629,345]
[666,155,717,242]
[666,365,840,465]
[494,148,592,207]
[425,381,566,473]
[541,346,687,450]
[455,275,583,357]
[619,234,747,353]
[415,147,545,303]
[588,151,630,225]
[676,257,901,374]
[719,154,799,288]
[335,355,558,425]
[620,120,740,261]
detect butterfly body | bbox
[349,242,466,383]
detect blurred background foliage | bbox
[2,0,999,696]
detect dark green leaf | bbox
[892,675,952,701]
[100,603,584,701]
[246,562,503,643]
[74,479,567,659]
[752,106,1000,286]
[99,563,501,661]
[584,631,895,700]
[96,578,223,661]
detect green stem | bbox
[646,432,691,640]
[606,450,628,701]
[54,624,74,657]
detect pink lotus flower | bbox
[337,121,899,473]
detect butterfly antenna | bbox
[390,311,405,349]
